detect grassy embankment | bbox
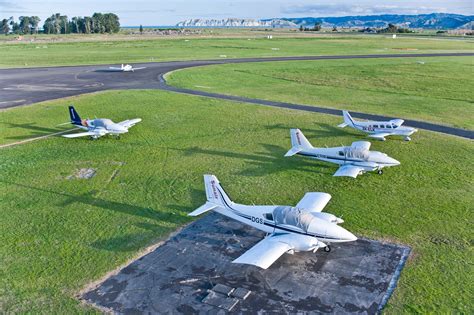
[0,35,472,68]
[167,56,474,129]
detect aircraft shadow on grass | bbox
[264,122,358,139]
[1,122,69,140]
[171,143,334,177]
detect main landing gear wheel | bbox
[324,245,331,253]
[377,169,383,175]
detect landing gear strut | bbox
[377,169,383,175]
[324,245,331,253]
[404,136,411,141]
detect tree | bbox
[10,18,20,34]
[332,26,337,32]
[313,22,322,31]
[29,16,41,34]
[299,25,304,32]
[19,16,30,34]
[139,24,143,34]
[1,18,11,34]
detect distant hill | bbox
[267,13,473,29]
[176,18,297,28]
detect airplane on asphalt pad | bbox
[61,105,141,140]
[108,64,146,72]
[338,110,417,141]
[285,129,400,178]
[189,175,357,269]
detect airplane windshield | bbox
[343,147,369,160]
[273,206,314,232]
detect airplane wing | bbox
[295,192,332,213]
[368,133,391,141]
[108,67,123,71]
[232,234,293,269]
[351,141,371,151]
[337,123,348,128]
[333,164,365,178]
[132,67,146,70]
[118,118,142,129]
[62,131,98,138]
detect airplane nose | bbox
[326,224,357,242]
[386,156,400,166]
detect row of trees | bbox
[1,16,41,34]
[0,13,120,35]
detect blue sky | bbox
[1,0,472,26]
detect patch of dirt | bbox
[67,168,96,179]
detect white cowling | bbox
[312,212,344,224]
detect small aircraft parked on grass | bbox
[61,105,141,140]
[338,110,417,141]
[285,129,400,178]
[108,64,146,72]
[189,175,357,269]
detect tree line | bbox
[0,13,120,35]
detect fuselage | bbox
[213,201,356,245]
[297,146,400,170]
[76,118,128,135]
[350,120,416,137]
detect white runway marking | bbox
[0,99,26,105]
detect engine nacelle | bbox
[312,212,344,224]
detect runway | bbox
[1,52,472,139]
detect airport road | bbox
[1,53,473,139]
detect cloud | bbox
[281,4,451,16]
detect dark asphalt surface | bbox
[1,53,472,139]
[82,212,411,314]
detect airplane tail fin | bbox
[285,129,313,157]
[188,175,233,216]
[68,105,82,126]
[338,110,355,128]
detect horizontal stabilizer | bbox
[284,146,302,157]
[188,202,218,217]
[337,123,348,128]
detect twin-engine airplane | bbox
[285,129,400,178]
[108,64,146,72]
[338,111,417,141]
[189,175,357,269]
[62,105,142,140]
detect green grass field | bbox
[0,90,472,313]
[167,56,474,129]
[0,35,472,68]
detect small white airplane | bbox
[62,105,142,140]
[285,129,400,178]
[338,111,417,141]
[189,175,357,269]
[108,64,146,72]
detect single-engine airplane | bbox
[285,129,400,178]
[108,64,146,72]
[189,175,357,269]
[61,105,141,140]
[338,110,417,141]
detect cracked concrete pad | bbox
[82,212,410,314]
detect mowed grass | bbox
[0,35,472,68]
[0,90,473,313]
[167,56,474,129]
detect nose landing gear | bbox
[324,245,331,253]
[404,136,411,141]
[377,169,383,175]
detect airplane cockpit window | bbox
[273,206,314,232]
[386,125,392,129]
[392,124,398,129]
[338,151,344,156]
[344,147,369,160]
[264,213,274,221]
[374,125,379,128]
